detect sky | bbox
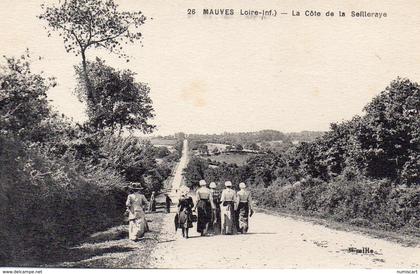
[1,0,420,136]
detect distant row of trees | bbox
[188,130,289,144]
[189,130,323,155]
[184,78,419,231]
[188,130,323,145]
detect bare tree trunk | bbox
[81,50,100,130]
[81,50,96,109]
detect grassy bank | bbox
[251,178,420,242]
[41,210,167,268]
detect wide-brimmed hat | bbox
[129,182,143,190]
[199,179,207,186]
[224,181,232,187]
[209,182,217,189]
[239,182,246,189]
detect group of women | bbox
[125,180,254,241]
[176,180,253,239]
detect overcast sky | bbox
[1,0,420,136]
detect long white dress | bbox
[220,188,237,234]
[126,193,149,240]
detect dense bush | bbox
[0,135,126,265]
[251,178,419,231]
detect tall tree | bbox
[39,0,146,114]
[358,78,420,184]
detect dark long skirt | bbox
[238,202,250,233]
[196,199,212,233]
[178,209,193,229]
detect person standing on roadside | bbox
[165,193,172,213]
[148,191,156,212]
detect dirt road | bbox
[51,139,419,269]
[169,139,189,198]
[150,210,419,268]
[149,139,419,268]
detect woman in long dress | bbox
[237,182,253,234]
[209,182,221,235]
[126,183,149,241]
[220,181,237,235]
[177,186,194,239]
[194,180,214,236]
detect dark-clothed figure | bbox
[237,182,253,233]
[177,187,194,239]
[165,194,172,213]
[194,180,214,236]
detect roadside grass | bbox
[41,205,168,268]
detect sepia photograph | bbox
[0,0,419,271]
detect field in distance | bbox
[195,142,262,166]
[150,138,178,146]
[203,152,259,166]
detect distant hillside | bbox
[187,130,325,145]
[187,130,290,145]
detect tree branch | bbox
[89,26,130,45]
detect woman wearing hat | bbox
[194,180,214,236]
[126,183,149,241]
[209,182,221,235]
[237,182,253,234]
[177,186,194,239]
[220,181,237,235]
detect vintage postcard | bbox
[0,0,419,272]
